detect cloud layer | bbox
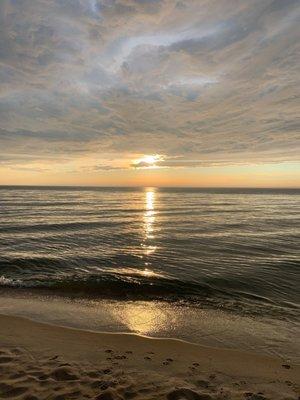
[0,0,299,171]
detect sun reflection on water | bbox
[141,188,157,275]
[112,301,170,336]
[144,189,156,240]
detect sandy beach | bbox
[0,314,299,400]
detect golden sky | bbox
[1,158,299,188]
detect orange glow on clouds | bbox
[0,161,299,188]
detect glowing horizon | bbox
[0,162,299,188]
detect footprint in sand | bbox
[8,372,24,380]
[87,371,100,378]
[50,367,78,381]
[52,396,66,400]
[167,388,212,400]
[163,358,174,365]
[95,388,124,400]
[244,394,266,400]
[114,355,127,360]
[196,380,209,389]
[0,356,13,364]
[102,368,112,375]
[53,394,81,400]
[27,370,47,380]
[123,390,137,399]
[0,385,28,399]
[50,355,59,360]
[57,363,71,368]
[9,348,22,355]
[91,379,116,390]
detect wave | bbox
[0,272,215,297]
[0,271,299,322]
[0,220,129,234]
[0,275,22,287]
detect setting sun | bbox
[132,154,163,169]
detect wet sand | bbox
[0,314,299,400]
[1,290,299,364]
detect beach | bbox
[0,314,299,400]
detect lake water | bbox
[0,186,299,360]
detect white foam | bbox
[0,276,23,287]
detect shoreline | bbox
[0,289,299,364]
[0,313,299,399]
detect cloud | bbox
[0,0,299,171]
[131,160,154,168]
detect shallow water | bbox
[0,291,299,362]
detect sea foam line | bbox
[0,275,23,287]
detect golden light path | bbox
[111,188,168,335]
[144,189,155,239]
[143,187,157,260]
[113,188,160,279]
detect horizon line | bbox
[0,184,299,190]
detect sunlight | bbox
[142,155,158,165]
[132,154,163,169]
[146,189,154,211]
[144,188,156,239]
[113,267,163,279]
[137,188,158,277]
[113,302,169,336]
[140,268,156,277]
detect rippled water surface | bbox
[0,186,299,322]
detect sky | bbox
[0,0,299,187]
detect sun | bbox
[132,154,163,168]
[141,155,158,165]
